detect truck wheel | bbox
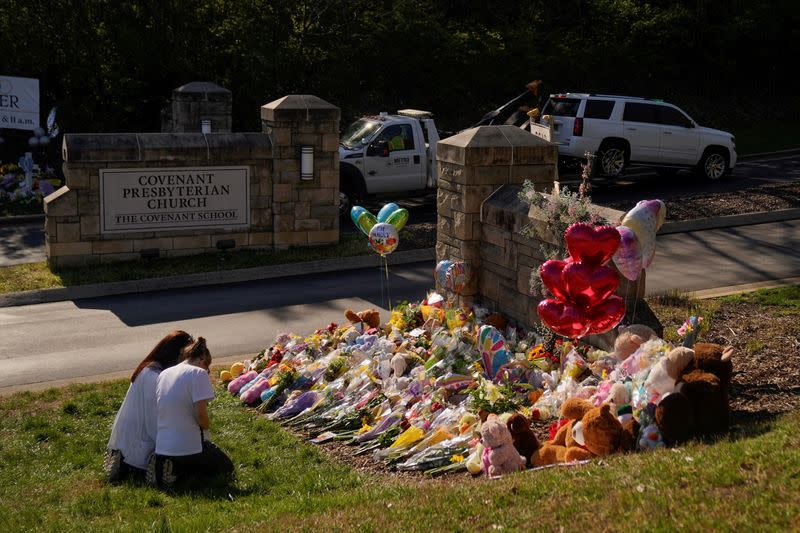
[339,184,362,217]
[594,141,628,178]
[696,149,729,180]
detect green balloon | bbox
[385,208,409,231]
[356,211,378,236]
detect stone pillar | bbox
[161,81,232,133]
[261,95,340,248]
[435,126,558,308]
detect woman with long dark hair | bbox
[148,337,234,488]
[105,330,193,481]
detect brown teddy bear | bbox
[655,342,734,444]
[480,414,526,477]
[344,308,381,331]
[611,324,657,362]
[506,413,540,467]
[531,398,637,466]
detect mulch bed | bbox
[604,181,800,221]
[701,303,800,420]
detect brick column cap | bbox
[261,95,340,123]
[436,125,556,166]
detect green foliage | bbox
[721,285,800,310]
[1,0,798,137]
[518,169,610,298]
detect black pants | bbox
[156,441,234,486]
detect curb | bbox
[686,276,800,300]
[658,208,800,235]
[0,248,436,308]
[738,147,800,162]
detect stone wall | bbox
[161,81,233,134]
[435,125,660,345]
[261,95,340,248]
[435,126,558,307]
[45,94,340,268]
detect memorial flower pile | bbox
[223,294,733,477]
[0,162,61,205]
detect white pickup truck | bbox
[338,109,440,213]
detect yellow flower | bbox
[485,382,501,405]
[450,454,465,463]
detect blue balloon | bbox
[350,205,368,229]
[377,202,400,222]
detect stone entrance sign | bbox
[100,166,250,234]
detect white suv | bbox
[540,93,737,180]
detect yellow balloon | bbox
[220,370,233,382]
[230,362,245,376]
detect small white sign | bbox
[0,75,39,131]
[100,166,250,234]
[529,121,552,142]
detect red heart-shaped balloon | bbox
[585,295,626,335]
[564,223,621,266]
[537,299,592,339]
[562,263,620,308]
[540,259,570,301]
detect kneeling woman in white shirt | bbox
[105,330,194,481]
[149,337,234,488]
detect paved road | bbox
[0,261,434,393]
[2,219,800,394]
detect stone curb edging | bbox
[658,207,800,235]
[0,248,436,308]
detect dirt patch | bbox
[700,303,800,419]
[603,181,800,221]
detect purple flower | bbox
[38,180,55,196]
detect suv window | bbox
[584,99,614,119]
[542,97,581,117]
[658,106,691,127]
[623,102,660,124]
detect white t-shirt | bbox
[107,365,161,470]
[155,361,215,456]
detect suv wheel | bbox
[697,149,729,180]
[595,142,628,178]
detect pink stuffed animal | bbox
[480,414,525,477]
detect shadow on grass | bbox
[727,409,783,441]
[115,471,250,500]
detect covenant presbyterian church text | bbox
[121,173,232,209]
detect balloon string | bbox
[378,254,385,309]
[383,255,392,311]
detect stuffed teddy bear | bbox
[480,414,525,477]
[644,346,694,400]
[655,342,734,444]
[506,413,540,467]
[531,397,636,466]
[344,309,381,331]
[610,324,657,362]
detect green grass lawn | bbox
[0,231,426,294]
[1,377,798,532]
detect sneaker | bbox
[161,458,177,488]
[145,454,158,487]
[104,449,123,482]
